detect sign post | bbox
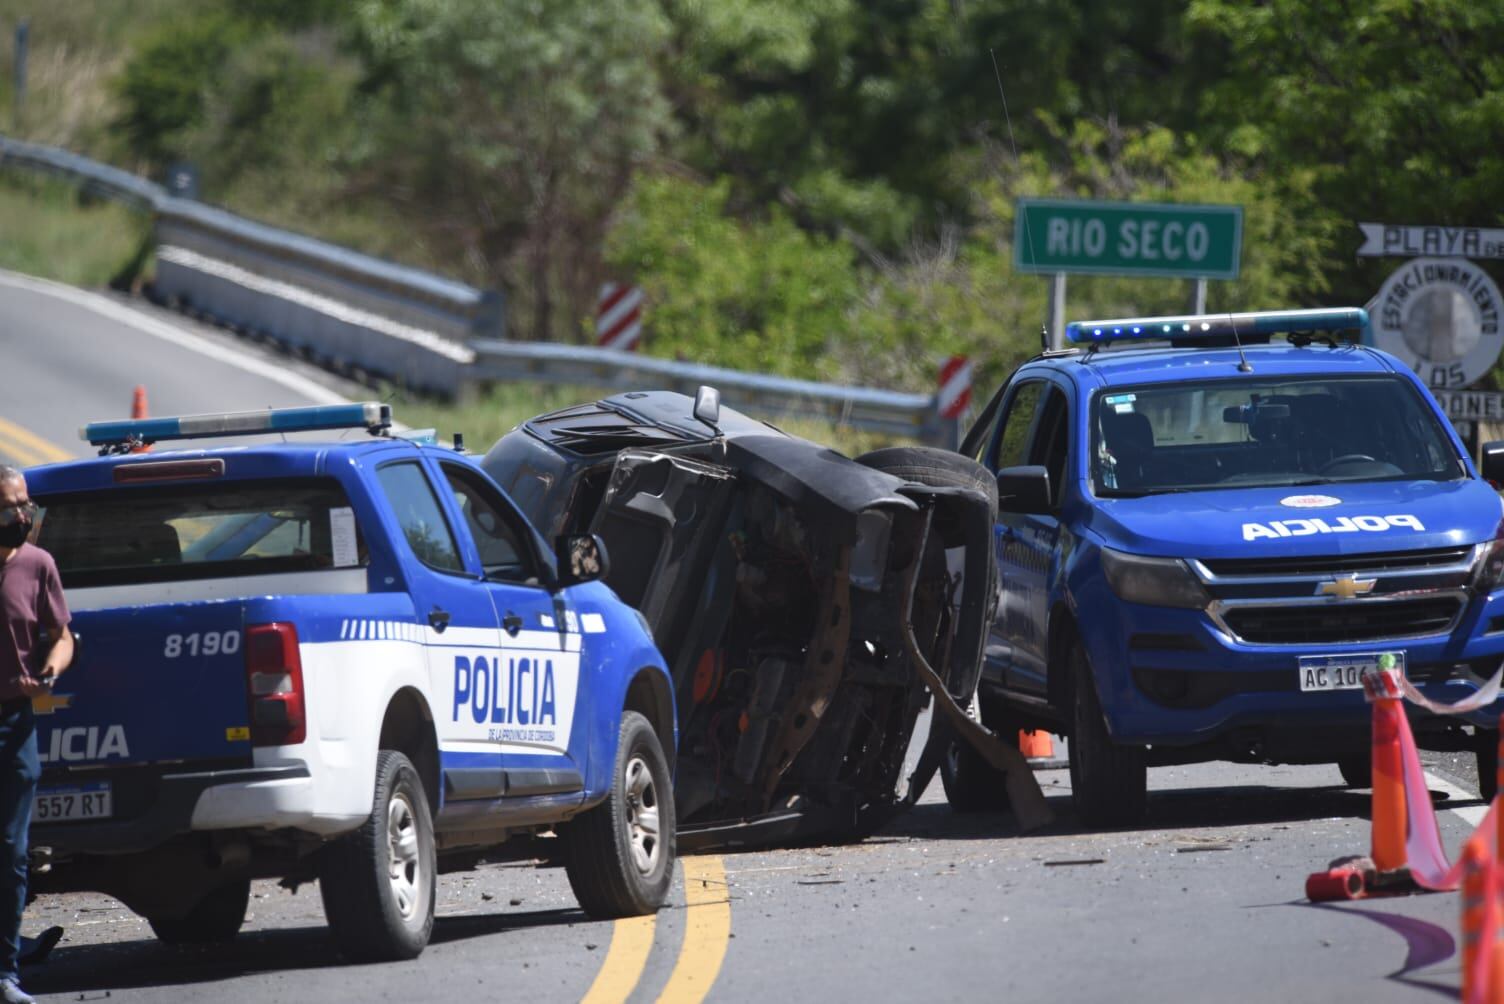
[1015,199,1243,348]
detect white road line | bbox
[1424,770,1489,829]
[0,269,349,406]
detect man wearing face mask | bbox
[0,466,71,1004]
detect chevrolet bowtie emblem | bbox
[1318,574,1377,600]
[31,692,71,715]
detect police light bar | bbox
[1064,308,1369,345]
[82,402,392,450]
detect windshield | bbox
[35,479,367,588]
[1092,375,1464,497]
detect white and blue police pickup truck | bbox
[22,403,677,960]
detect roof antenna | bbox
[1227,312,1253,373]
[990,50,1048,351]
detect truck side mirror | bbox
[996,465,1052,515]
[1482,441,1504,488]
[555,533,610,586]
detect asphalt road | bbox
[0,270,1494,1002]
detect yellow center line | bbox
[581,914,658,1004]
[657,855,732,1004]
[0,415,74,466]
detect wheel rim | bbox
[387,792,422,920]
[623,755,661,876]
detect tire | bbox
[1478,728,1499,802]
[562,711,675,918]
[1067,640,1147,827]
[853,446,1000,513]
[939,718,1011,813]
[319,750,436,962]
[1336,753,1371,789]
[147,879,251,945]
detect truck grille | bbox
[1199,546,1474,578]
[1221,597,1462,644]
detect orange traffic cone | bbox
[1369,688,1407,872]
[1018,729,1053,759]
[130,385,151,453]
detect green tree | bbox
[347,0,673,342]
[1189,0,1504,302]
[605,174,860,375]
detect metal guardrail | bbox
[0,135,955,444]
[470,339,953,442]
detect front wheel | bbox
[147,878,250,945]
[1068,641,1147,827]
[563,711,675,918]
[319,750,436,962]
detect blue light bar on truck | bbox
[1064,308,1370,346]
[82,402,392,449]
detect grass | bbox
[0,172,151,287]
[384,382,919,458]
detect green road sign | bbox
[1014,199,1243,279]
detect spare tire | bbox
[854,446,999,513]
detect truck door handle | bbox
[428,607,451,633]
[502,612,523,636]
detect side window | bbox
[1031,388,1070,507]
[376,462,464,574]
[990,381,1047,470]
[441,465,536,583]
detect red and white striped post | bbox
[936,355,972,446]
[596,282,643,351]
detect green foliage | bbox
[606,174,860,375]
[1189,0,1504,302]
[112,11,252,165]
[345,0,673,341]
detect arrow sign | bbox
[1356,223,1504,260]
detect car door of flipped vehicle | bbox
[588,450,737,722]
[434,461,584,798]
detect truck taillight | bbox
[245,623,306,746]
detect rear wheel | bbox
[1336,753,1371,789]
[147,879,250,945]
[940,724,1011,812]
[1067,640,1147,827]
[319,750,436,962]
[563,711,675,917]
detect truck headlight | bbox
[1473,538,1504,593]
[1100,547,1211,609]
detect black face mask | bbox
[0,520,30,549]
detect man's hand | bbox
[17,675,50,698]
[42,625,73,683]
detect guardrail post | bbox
[13,20,27,131]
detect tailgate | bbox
[41,603,253,771]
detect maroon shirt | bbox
[0,544,71,701]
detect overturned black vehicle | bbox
[482,388,1044,848]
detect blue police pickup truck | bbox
[22,403,676,960]
[953,308,1504,827]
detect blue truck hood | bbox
[1083,478,1504,560]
